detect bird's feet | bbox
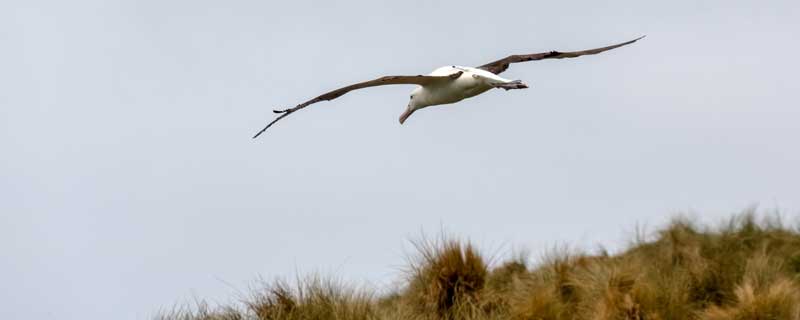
[492,80,529,91]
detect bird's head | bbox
[400,88,425,124]
[408,87,426,109]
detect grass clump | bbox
[156,302,243,320]
[157,211,800,320]
[246,277,376,320]
[402,237,489,319]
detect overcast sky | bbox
[2,0,800,319]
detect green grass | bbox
[156,212,800,320]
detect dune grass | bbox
[157,212,800,319]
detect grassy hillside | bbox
[157,212,800,320]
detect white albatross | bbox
[253,36,644,138]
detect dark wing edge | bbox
[478,36,646,75]
[252,74,461,138]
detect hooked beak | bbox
[399,103,415,124]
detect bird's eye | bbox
[410,95,413,99]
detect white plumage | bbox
[401,66,526,124]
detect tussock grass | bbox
[157,211,800,320]
[156,301,244,320]
[246,276,376,320]
[402,237,488,319]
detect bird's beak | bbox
[399,104,415,124]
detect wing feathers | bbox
[478,36,645,75]
[252,74,457,138]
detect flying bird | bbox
[253,36,644,138]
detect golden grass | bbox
[402,237,489,319]
[157,212,800,320]
[245,277,376,320]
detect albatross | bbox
[253,36,644,138]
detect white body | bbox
[415,66,514,107]
[400,66,519,123]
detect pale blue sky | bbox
[2,0,799,319]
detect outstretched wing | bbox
[477,36,645,75]
[252,73,462,138]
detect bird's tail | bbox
[492,80,529,91]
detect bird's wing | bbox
[252,73,462,138]
[477,36,645,75]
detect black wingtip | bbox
[253,109,296,139]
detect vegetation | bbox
[156,212,800,319]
